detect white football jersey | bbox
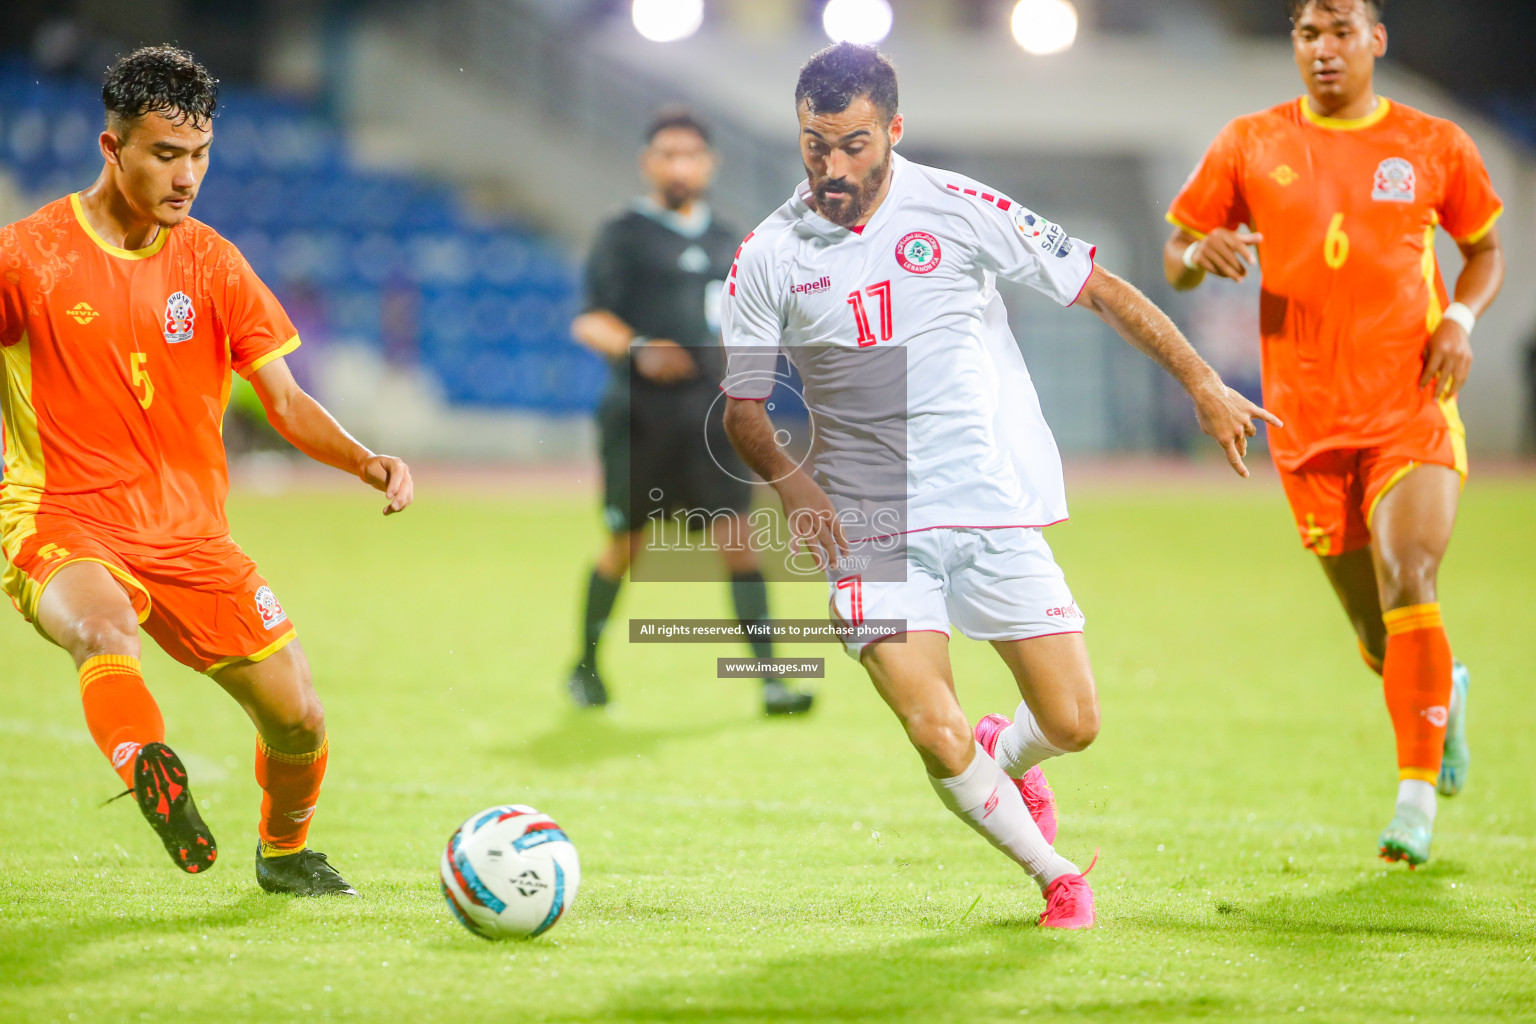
[721,153,1096,539]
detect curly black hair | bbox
[102,45,219,137]
[795,42,898,122]
[1286,0,1385,23]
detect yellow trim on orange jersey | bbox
[1438,396,1469,478]
[1300,95,1392,131]
[1421,224,1443,336]
[1457,207,1504,246]
[1164,211,1208,240]
[0,331,44,564]
[237,335,302,379]
[18,556,152,626]
[1365,461,1419,530]
[205,627,298,676]
[69,193,169,261]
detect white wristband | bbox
[1182,241,1201,271]
[1442,302,1476,336]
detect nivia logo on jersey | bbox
[1012,206,1073,259]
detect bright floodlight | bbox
[632,0,705,43]
[822,0,894,45]
[1011,0,1079,56]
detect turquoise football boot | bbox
[1438,660,1471,797]
[1379,804,1434,868]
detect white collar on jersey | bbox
[792,152,909,240]
[632,196,713,239]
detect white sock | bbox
[1397,779,1437,824]
[929,742,1077,890]
[993,701,1067,777]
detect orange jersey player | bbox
[1164,0,1505,868]
[0,46,414,895]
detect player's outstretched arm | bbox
[1074,264,1282,477]
[1163,227,1263,291]
[723,397,848,569]
[249,357,414,515]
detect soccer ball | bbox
[440,804,580,940]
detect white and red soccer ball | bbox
[440,804,580,940]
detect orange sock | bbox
[79,655,165,787]
[1381,603,1453,783]
[1358,640,1384,677]
[255,736,328,857]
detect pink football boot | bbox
[973,714,1058,844]
[1039,863,1097,929]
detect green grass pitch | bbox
[1,472,1533,1022]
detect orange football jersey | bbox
[1168,97,1502,469]
[0,194,299,553]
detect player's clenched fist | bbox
[1189,379,1283,478]
[360,454,414,515]
[1186,228,1264,282]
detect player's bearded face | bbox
[109,110,211,229]
[799,98,902,229]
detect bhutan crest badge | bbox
[1372,157,1416,203]
[254,585,288,630]
[163,290,196,343]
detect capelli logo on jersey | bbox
[1372,157,1416,203]
[163,291,196,343]
[1046,603,1084,620]
[792,275,832,295]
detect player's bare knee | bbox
[70,610,140,662]
[1379,555,1440,609]
[1044,708,1100,753]
[904,709,973,771]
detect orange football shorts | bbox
[2,513,297,673]
[1277,399,1467,557]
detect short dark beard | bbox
[660,181,697,211]
[809,148,891,228]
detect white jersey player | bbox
[721,43,1279,929]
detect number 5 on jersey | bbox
[847,280,893,347]
[130,352,154,409]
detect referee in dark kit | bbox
[567,107,814,716]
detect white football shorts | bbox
[827,526,1084,660]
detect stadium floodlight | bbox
[821,0,894,45]
[632,0,705,43]
[1010,0,1079,56]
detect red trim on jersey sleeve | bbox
[1069,247,1098,306]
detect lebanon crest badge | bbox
[163,291,196,343]
[1372,157,1416,203]
[895,231,942,274]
